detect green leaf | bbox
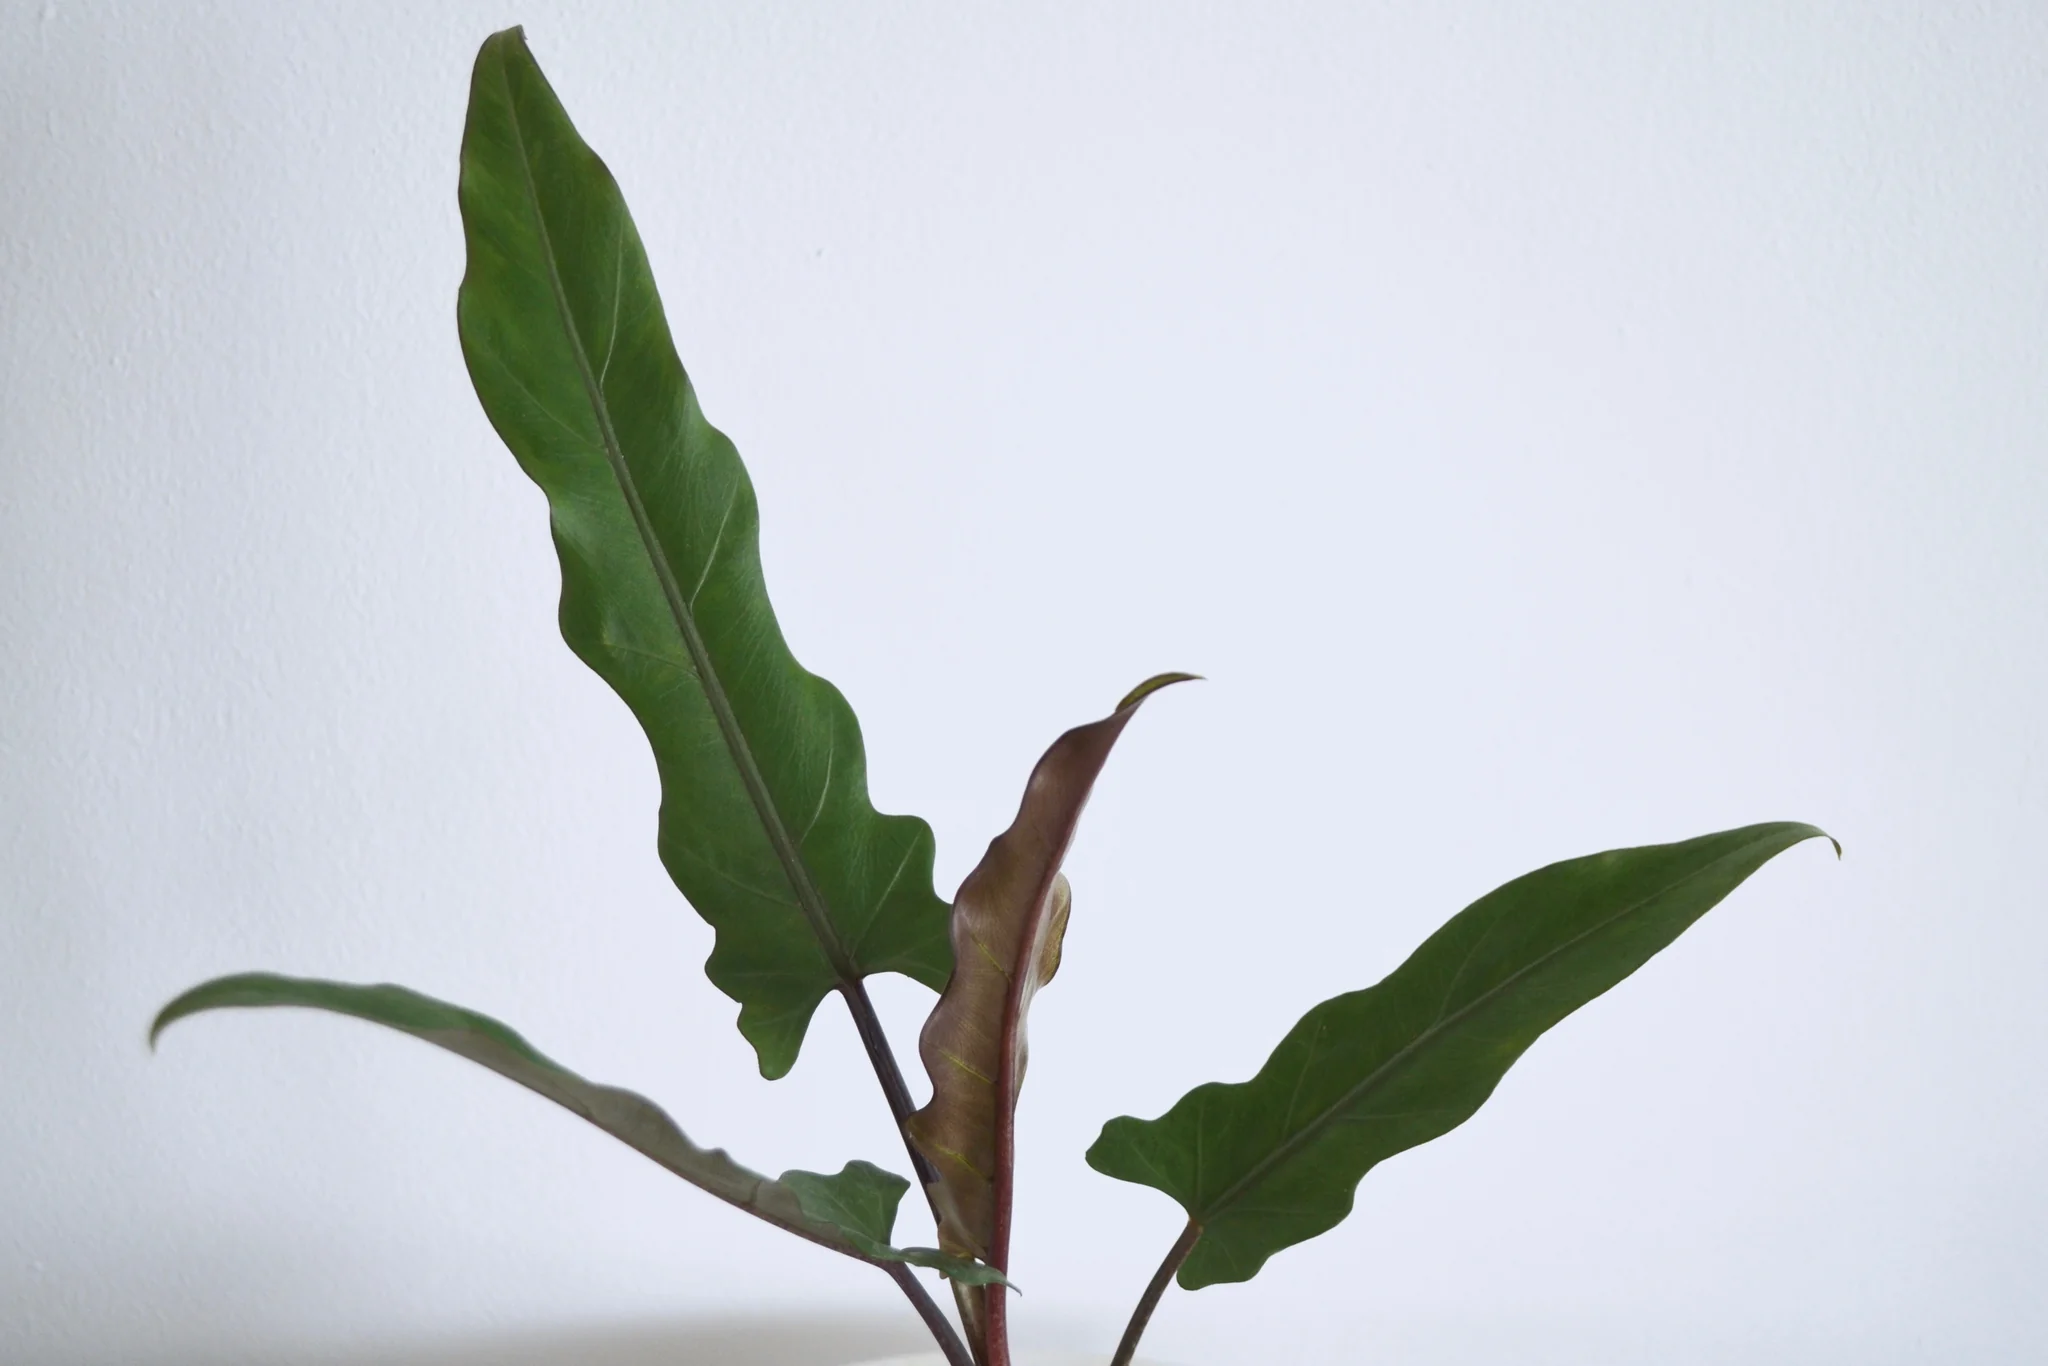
[907,674,1193,1264]
[782,1166,1011,1288]
[1086,822,1834,1289]
[454,26,950,1078]
[150,972,994,1281]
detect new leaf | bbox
[1087,822,1833,1289]
[456,27,949,1077]
[908,673,1193,1265]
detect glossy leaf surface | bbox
[151,973,996,1282]
[909,673,1193,1262]
[456,27,949,1077]
[1087,822,1833,1289]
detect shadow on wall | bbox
[201,1315,932,1366]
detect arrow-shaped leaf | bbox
[150,972,1001,1284]
[456,27,949,1078]
[908,673,1194,1265]
[1087,822,1834,1290]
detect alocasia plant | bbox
[151,28,1835,1366]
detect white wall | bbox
[3,3,2044,1363]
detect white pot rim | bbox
[841,1355,1168,1366]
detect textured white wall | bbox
[3,3,2044,1363]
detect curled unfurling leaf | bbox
[908,673,1195,1262]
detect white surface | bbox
[3,2,2044,1364]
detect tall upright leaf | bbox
[455,28,949,1077]
[908,674,1192,1267]
[150,973,1000,1284]
[1088,822,1833,1290]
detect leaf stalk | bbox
[1110,1219,1200,1366]
[841,978,940,1190]
[885,1262,976,1366]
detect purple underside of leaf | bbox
[906,673,1194,1263]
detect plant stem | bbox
[985,1282,1010,1366]
[840,981,973,1363]
[1109,1219,1201,1366]
[886,1262,976,1366]
[840,979,940,1190]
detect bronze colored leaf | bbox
[907,673,1193,1265]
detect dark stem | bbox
[884,1262,975,1366]
[985,1280,1010,1366]
[840,979,940,1190]
[839,984,963,1360]
[1109,1220,1201,1366]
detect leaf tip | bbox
[148,993,193,1052]
[1793,823,1841,860]
[1116,671,1202,712]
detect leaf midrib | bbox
[496,62,853,980]
[1192,839,1773,1226]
